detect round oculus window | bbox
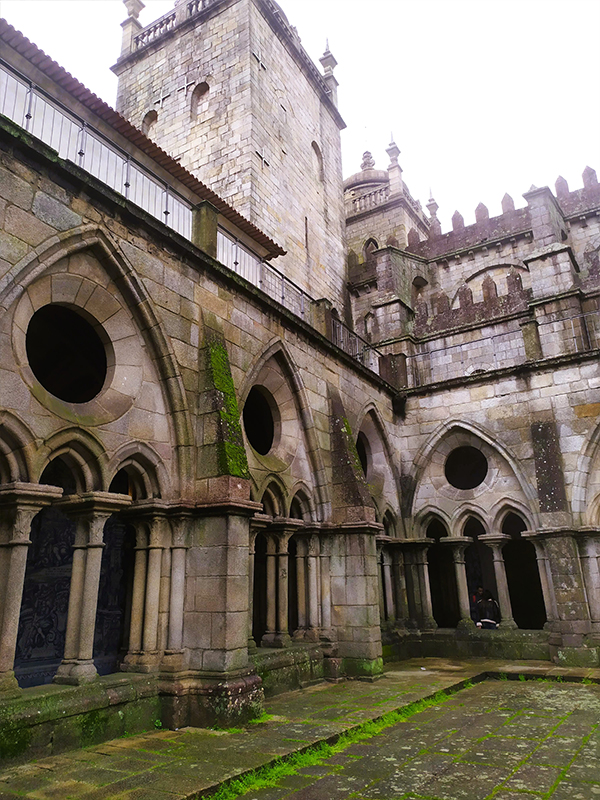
[26,305,108,403]
[444,446,488,490]
[243,386,275,455]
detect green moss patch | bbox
[206,335,249,479]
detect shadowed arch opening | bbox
[252,533,268,646]
[261,482,284,517]
[15,506,75,687]
[191,82,209,118]
[426,518,460,628]
[502,512,546,629]
[142,109,158,137]
[40,456,77,495]
[464,517,497,608]
[93,516,136,675]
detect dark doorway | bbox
[502,513,546,629]
[464,517,497,607]
[252,533,268,646]
[288,537,298,635]
[93,516,135,675]
[14,507,75,687]
[427,519,460,628]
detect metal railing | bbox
[0,58,380,373]
[0,60,193,240]
[217,229,310,321]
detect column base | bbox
[54,659,98,685]
[499,619,518,630]
[160,650,186,673]
[121,651,161,673]
[160,666,264,729]
[0,670,21,698]
[261,632,292,648]
[457,618,477,632]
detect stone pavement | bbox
[0,659,599,800]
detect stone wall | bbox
[114,0,347,309]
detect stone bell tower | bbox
[112,0,347,306]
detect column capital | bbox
[0,482,62,511]
[57,491,132,518]
[478,533,511,548]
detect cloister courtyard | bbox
[0,659,599,800]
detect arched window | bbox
[363,238,378,263]
[426,518,459,628]
[191,82,209,119]
[502,513,546,629]
[463,517,497,605]
[141,109,158,138]
[311,141,324,182]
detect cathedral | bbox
[0,0,599,761]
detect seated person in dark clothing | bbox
[475,589,501,629]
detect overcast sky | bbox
[1,0,599,231]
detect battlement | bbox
[407,168,600,263]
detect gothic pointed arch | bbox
[452,504,490,538]
[35,428,106,493]
[107,442,169,500]
[0,226,193,497]
[288,482,315,522]
[0,411,36,483]
[413,505,452,538]
[490,499,534,533]
[409,419,537,520]
[241,339,329,521]
[354,403,404,534]
[573,421,600,524]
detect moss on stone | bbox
[79,708,110,747]
[206,335,249,479]
[0,725,31,761]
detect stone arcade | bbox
[0,0,599,761]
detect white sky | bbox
[1,0,599,231]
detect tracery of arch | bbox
[0,425,182,690]
[0,226,195,688]
[250,477,320,648]
[241,345,326,651]
[408,422,546,631]
[0,227,194,497]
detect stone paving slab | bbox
[0,658,600,799]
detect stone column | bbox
[55,492,131,685]
[306,533,320,640]
[479,534,516,628]
[295,536,308,638]
[413,540,436,630]
[526,529,595,664]
[377,544,386,621]
[446,537,474,627]
[126,522,149,659]
[578,532,600,633]
[247,528,256,650]
[391,545,409,627]
[139,513,169,670]
[0,483,62,694]
[261,535,278,647]
[524,533,558,625]
[382,549,396,622]
[319,535,332,636]
[275,534,292,647]
[163,513,190,670]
